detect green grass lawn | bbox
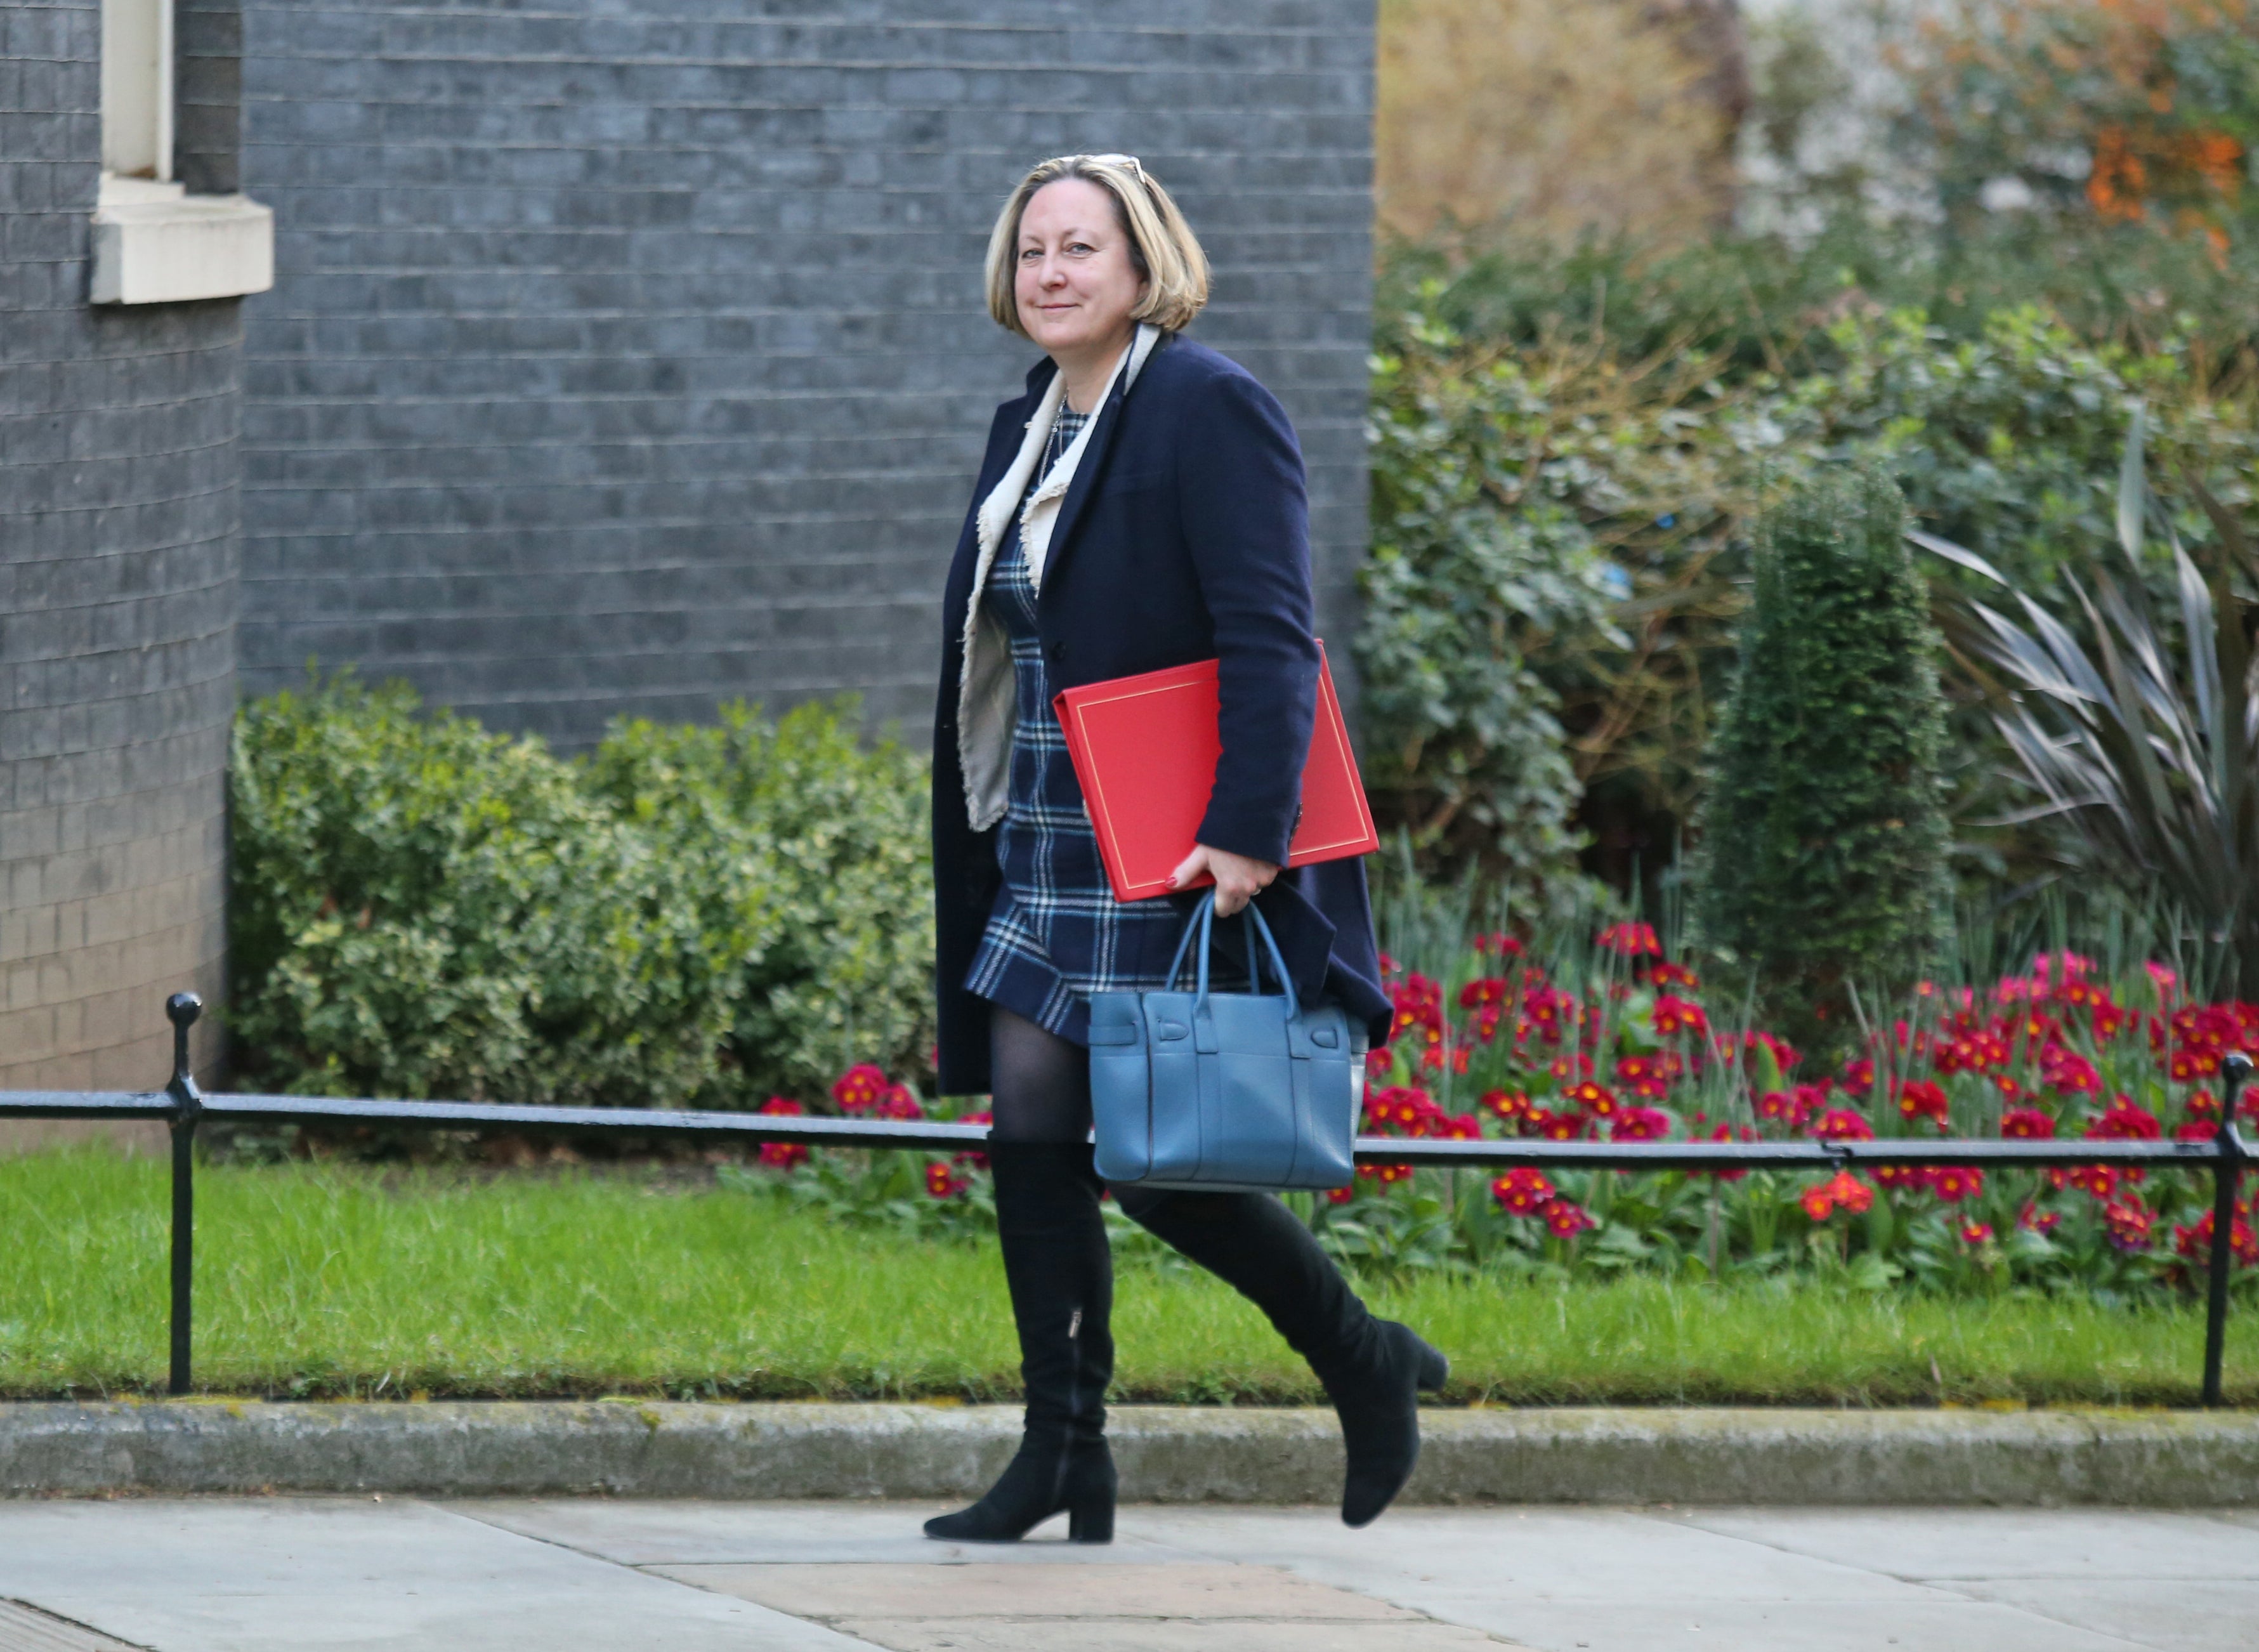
[3,1150,2251,1406]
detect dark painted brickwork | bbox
[1,0,238,1101]
[233,0,1374,747]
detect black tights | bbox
[987,1006,1096,1144]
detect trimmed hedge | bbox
[227,678,934,1109]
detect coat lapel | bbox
[1035,327,1167,603]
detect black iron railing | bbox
[4,992,2250,1403]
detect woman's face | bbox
[1014,178,1148,358]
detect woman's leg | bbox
[924,1009,1115,1543]
[1111,1185,1446,1527]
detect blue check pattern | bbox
[964,411,1187,1044]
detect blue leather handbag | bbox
[1089,891,1365,1191]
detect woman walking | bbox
[927,154,1445,1545]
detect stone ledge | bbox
[2,1402,2253,1505]
[91,180,274,305]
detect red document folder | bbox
[1051,643,1381,903]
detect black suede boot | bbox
[1116,1186,1446,1528]
[926,1141,1116,1544]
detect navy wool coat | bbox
[931,331,1392,1098]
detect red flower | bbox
[1595,922,1662,957]
[2051,1048,2096,1098]
[1809,1108,1875,1142]
[1491,1167,1556,1215]
[1364,1046,1396,1082]
[1609,1106,1672,1142]
[1652,995,1708,1037]
[1613,1052,1680,1099]
[2086,1096,2162,1140]
[1533,1107,1589,1141]
[1565,1079,1618,1117]
[2000,1107,2057,1139]
[1840,1057,1876,1096]
[1960,1219,1995,1245]
[925,1161,967,1199]
[2174,1207,2259,1267]
[2048,1163,2119,1201]
[1543,1198,1597,1236]
[872,1082,924,1122]
[1801,1170,1875,1221]
[1874,1164,1933,1191]
[1474,931,1526,959]
[2103,1198,2156,1252]
[1650,960,1701,988]
[1325,1185,1355,1205]
[1458,976,1509,1009]
[1481,1088,1531,1125]
[1896,1079,1950,1126]
[2018,1201,2061,1235]
[1929,1165,1985,1203]
[1356,1162,1414,1186]
[831,1063,891,1114]
[757,1097,809,1170]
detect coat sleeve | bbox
[1174,367,1320,865]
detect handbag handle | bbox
[1163,891,1299,1020]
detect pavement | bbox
[0,1498,2253,1652]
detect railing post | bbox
[164,993,204,1397]
[2204,1054,2251,1408]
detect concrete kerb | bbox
[1,1402,2254,1505]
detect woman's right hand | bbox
[1169,843,1279,917]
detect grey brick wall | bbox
[233,0,1374,747]
[1,0,240,1119]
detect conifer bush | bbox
[1690,468,1949,1052]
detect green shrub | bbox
[227,677,934,1108]
[1359,329,1616,891]
[1689,468,1950,1052]
[1365,254,2256,889]
[583,704,936,1101]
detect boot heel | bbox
[1067,1492,1115,1544]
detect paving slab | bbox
[0,1498,868,1651]
[659,1560,1422,1619]
[0,1497,2250,1651]
[1446,1599,2156,1652]
[823,1622,1510,1651]
[1944,1580,2259,1652]
[1127,1504,1941,1603]
[1677,1505,2259,1580]
[455,1497,1209,1565]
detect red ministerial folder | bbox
[1051,643,1381,903]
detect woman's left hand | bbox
[1169,843,1279,917]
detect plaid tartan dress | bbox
[963,413,1189,1045]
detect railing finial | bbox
[165,992,202,1085]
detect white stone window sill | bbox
[91,176,274,305]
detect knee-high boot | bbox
[1115,1187,1446,1528]
[925,1141,1117,1543]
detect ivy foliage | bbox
[1689,468,1951,1053]
[228,677,934,1108]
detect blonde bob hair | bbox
[984,154,1211,337]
